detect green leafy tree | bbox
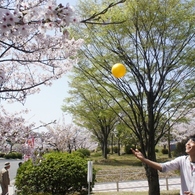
[62,72,120,159]
[68,0,195,194]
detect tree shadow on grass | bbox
[94,158,142,166]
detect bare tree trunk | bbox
[168,126,172,158]
[10,144,13,153]
[103,140,108,159]
[101,141,108,159]
[117,138,121,156]
[145,166,160,195]
[111,133,114,154]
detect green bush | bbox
[161,148,169,154]
[4,152,22,159]
[113,146,118,153]
[124,145,132,154]
[10,152,16,158]
[76,148,91,157]
[28,193,51,195]
[15,152,96,195]
[15,153,23,159]
[0,153,5,157]
[4,153,11,159]
[173,139,187,157]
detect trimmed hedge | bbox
[4,152,22,159]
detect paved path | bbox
[0,159,23,195]
[92,177,180,192]
[4,177,180,194]
[1,181,16,195]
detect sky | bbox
[2,0,79,130]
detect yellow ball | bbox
[111,63,126,78]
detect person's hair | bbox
[18,162,22,167]
[189,134,195,141]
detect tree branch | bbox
[80,0,126,25]
[31,120,57,131]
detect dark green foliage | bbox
[15,152,96,195]
[0,153,5,157]
[27,193,51,195]
[4,152,22,159]
[161,148,169,155]
[16,152,23,159]
[76,148,91,157]
[173,139,187,157]
[124,145,133,154]
[113,146,118,153]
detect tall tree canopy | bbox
[62,69,120,159]
[64,0,195,194]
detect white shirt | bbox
[161,155,195,195]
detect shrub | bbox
[28,193,51,195]
[4,152,22,159]
[76,148,91,157]
[173,139,187,157]
[10,152,16,158]
[124,145,132,154]
[15,152,96,195]
[113,146,118,153]
[162,148,169,154]
[4,153,11,159]
[0,153,5,157]
[15,153,23,159]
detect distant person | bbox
[131,134,195,195]
[18,162,22,167]
[0,162,10,195]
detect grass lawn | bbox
[89,152,179,182]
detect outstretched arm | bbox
[131,148,162,171]
[184,191,195,195]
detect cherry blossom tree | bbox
[0,106,57,156]
[0,0,125,103]
[42,118,97,152]
[0,0,83,103]
[172,111,195,141]
[0,106,35,153]
[0,0,125,156]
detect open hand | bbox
[131,148,144,160]
[184,191,194,195]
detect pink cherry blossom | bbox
[0,0,83,103]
